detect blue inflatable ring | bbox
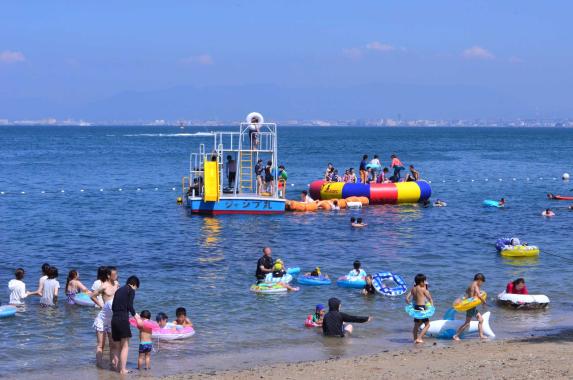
[297,275,332,286]
[405,303,435,319]
[373,272,408,296]
[336,276,366,289]
[0,305,17,318]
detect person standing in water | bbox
[111,276,141,375]
[91,267,120,369]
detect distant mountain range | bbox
[0,83,563,121]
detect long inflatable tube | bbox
[422,311,495,339]
[309,180,431,204]
[497,292,550,309]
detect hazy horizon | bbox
[1,1,572,120]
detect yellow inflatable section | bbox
[395,182,421,203]
[203,161,220,202]
[453,292,487,312]
[320,182,344,200]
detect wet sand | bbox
[164,331,573,380]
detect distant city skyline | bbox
[1,1,572,120]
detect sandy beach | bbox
[165,331,573,380]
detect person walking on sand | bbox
[111,276,141,374]
[255,247,275,283]
[405,273,433,343]
[453,273,487,341]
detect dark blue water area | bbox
[1,126,572,377]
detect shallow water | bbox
[1,126,573,378]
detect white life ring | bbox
[246,112,264,130]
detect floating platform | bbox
[309,180,431,204]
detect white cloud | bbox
[342,47,363,60]
[0,50,26,63]
[180,54,214,65]
[365,41,396,52]
[462,46,495,60]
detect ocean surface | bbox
[1,126,573,378]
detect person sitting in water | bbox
[506,278,528,295]
[331,199,340,211]
[65,269,91,305]
[310,304,326,327]
[542,208,555,217]
[255,246,275,283]
[433,199,447,207]
[350,217,367,228]
[269,261,299,291]
[155,312,171,329]
[174,307,193,327]
[498,198,506,207]
[322,297,371,337]
[301,190,314,203]
[405,165,420,182]
[304,267,329,279]
[348,260,367,278]
[361,274,376,295]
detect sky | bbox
[0,1,572,120]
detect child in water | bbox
[498,198,506,207]
[348,260,367,278]
[304,267,329,279]
[405,273,433,344]
[506,278,528,294]
[310,304,326,327]
[453,273,487,341]
[542,208,555,217]
[136,310,153,370]
[174,307,193,327]
[40,266,60,306]
[65,270,90,304]
[156,312,170,328]
[350,217,367,228]
[361,274,376,295]
[9,268,39,305]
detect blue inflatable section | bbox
[0,305,17,318]
[297,275,332,286]
[341,183,370,199]
[417,181,432,200]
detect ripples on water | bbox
[0,126,572,376]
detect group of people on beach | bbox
[255,247,534,343]
[5,263,192,374]
[323,153,420,184]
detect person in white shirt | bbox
[40,266,60,306]
[301,190,314,203]
[9,268,38,305]
[36,263,51,295]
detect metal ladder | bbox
[239,150,254,193]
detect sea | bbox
[1,126,572,378]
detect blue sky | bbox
[0,1,571,120]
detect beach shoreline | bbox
[163,331,573,380]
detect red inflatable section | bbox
[309,180,324,200]
[369,183,398,204]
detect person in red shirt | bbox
[506,278,528,295]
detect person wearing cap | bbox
[322,297,371,337]
[311,304,326,327]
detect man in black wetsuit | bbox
[322,297,371,337]
[255,247,274,283]
[111,276,140,374]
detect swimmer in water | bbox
[351,217,367,228]
[498,198,505,207]
[542,208,555,217]
[433,199,447,207]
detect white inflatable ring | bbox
[246,112,264,125]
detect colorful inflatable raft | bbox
[309,180,431,204]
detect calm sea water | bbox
[1,126,573,378]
